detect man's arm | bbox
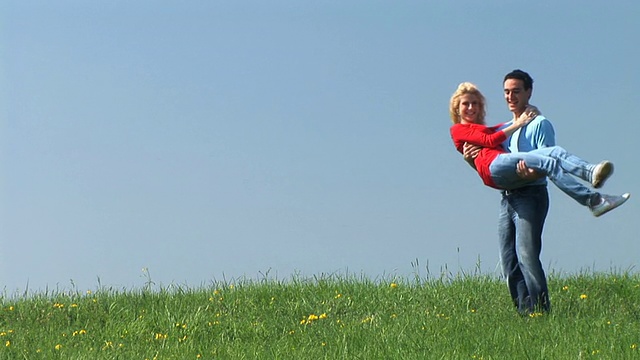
[515,106,555,179]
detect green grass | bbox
[1,271,639,359]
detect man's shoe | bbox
[592,161,614,188]
[590,193,630,217]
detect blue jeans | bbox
[498,185,550,314]
[489,146,598,206]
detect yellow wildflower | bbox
[580,294,588,300]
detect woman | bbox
[449,82,629,217]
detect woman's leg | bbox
[490,149,597,206]
[527,146,596,182]
[490,146,629,216]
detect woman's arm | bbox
[452,107,538,148]
[501,106,540,139]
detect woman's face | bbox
[458,93,481,124]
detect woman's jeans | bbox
[498,185,550,314]
[489,146,597,206]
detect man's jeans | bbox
[498,185,550,314]
[490,145,597,207]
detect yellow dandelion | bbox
[580,294,588,300]
[8,306,14,311]
[5,341,10,347]
[562,286,569,291]
[319,313,328,319]
[308,314,319,321]
[390,283,398,288]
[54,344,62,350]
[334,293,342,299]
[631,344,637,350]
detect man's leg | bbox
[512,186,551,313]
[498,194,529,311]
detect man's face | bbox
[503,78,531,115]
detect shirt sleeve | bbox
[450,124,507,149]
[533,118,556,148]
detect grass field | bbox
[1,270,639,359]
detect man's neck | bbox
[512,110,524,122]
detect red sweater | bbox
[450,123,508,189]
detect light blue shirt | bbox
[499,115,556,186]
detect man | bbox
[464,69,554,314]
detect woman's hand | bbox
[514,105,540,127]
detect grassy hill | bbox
[1,272,639,359]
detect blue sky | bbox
[2,1,639,293]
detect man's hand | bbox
[462,142,481,169]
[463,142,480,161]
[516,160,544,180]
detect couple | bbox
[449,70,630,314]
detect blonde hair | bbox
[449,82,486,124]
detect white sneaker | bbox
[590,193,630,217]
[592,161,613,188]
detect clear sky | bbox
[2,1,639,294]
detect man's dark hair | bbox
[504,69,534,90]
